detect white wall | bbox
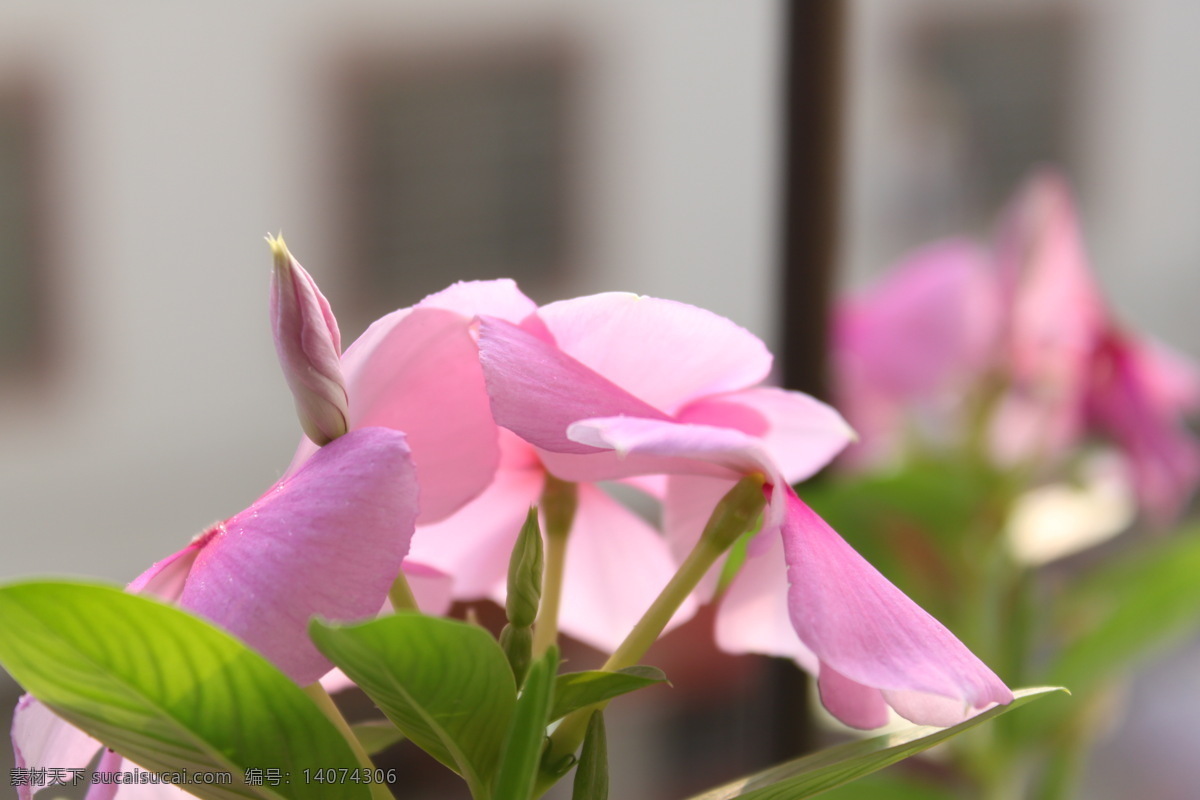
[0,0,782,583]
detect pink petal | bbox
[995,172,1106,450]
[553,485,697,652]
[835,239,999,400]
[12,695,102,800]
[817,664,891,730]
[780,489,1012,726]
[1087,333,1200,523]
[402,560,456,617]
[564,416,788,535]
[678,387,854,484]
[537,293,773,413]
[477,316,671,455]
[714,532,819,673]
[416,278,540,322]
[292,307,499,523]
[408,464,544,599]
[180,427,418,685]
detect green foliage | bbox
[350,720,406,755]
[683,687,1063,800]
[493,648,558,800]
[0,580,369,800]
[550,666,668,721]
[571,712,609,800]
[311,612,517,799]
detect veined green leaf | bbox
[0,580,369,800]
[550,666,668,722]
[351,720,406,755]
[684,687,1063,800]
[311,613,516,799]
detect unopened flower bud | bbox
[268,234,349,445]
[506,507,544,629]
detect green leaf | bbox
[683,687,1064,800]
[0,580,369,800]
[493,647,558,800]
[311,612,516,799]
[351,720,406,755]
[571,711,608,800]
[550,666,668,721]
[1053,524,1200,689]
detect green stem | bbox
[303,683,393,800]
[532,476,578,657]
[535,476,765,796]
[388,571,419,612]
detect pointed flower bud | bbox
[506,507,544,629]
[268,234,349,445]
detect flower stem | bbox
[535,476,765,795]
[532,476,577,657]
[388,570,419,612]
[303,683,393,800]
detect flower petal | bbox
[678,387,854,484]
[714,532,819,673]
[554,485,697,652]
[11,695,101,800]
[291,307,499,523]
[181,427,418,685]
[780,489,1012,726]
[817,664,891,730]
[408,466,544,599]
[477,316,671,455]
[537,293,773,413]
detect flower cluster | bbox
[14,236,1016,797]
[833,172,1200,524]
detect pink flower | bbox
[833,239,1000,467]
[285,279,533,525]
[831,170,1200,520]
[12,427,419,797]
[268,235,350,446]
[474,294,1010,728]
[993,172,1200,520]
[326,285,690,652]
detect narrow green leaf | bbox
[550,666,668,721]
[571,711,608,800]
[493,647,558,800]
[0,580,369,800]
[351,720,406,755]
[684,687,1064,800]
[311,612,516,799]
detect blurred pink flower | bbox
[831,170,1200,520]
[477,295,1010,728]
[993,172,1200,520]
[12,427,419,798]
[832,239,1000,467]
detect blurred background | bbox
[0,1,1197,798]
